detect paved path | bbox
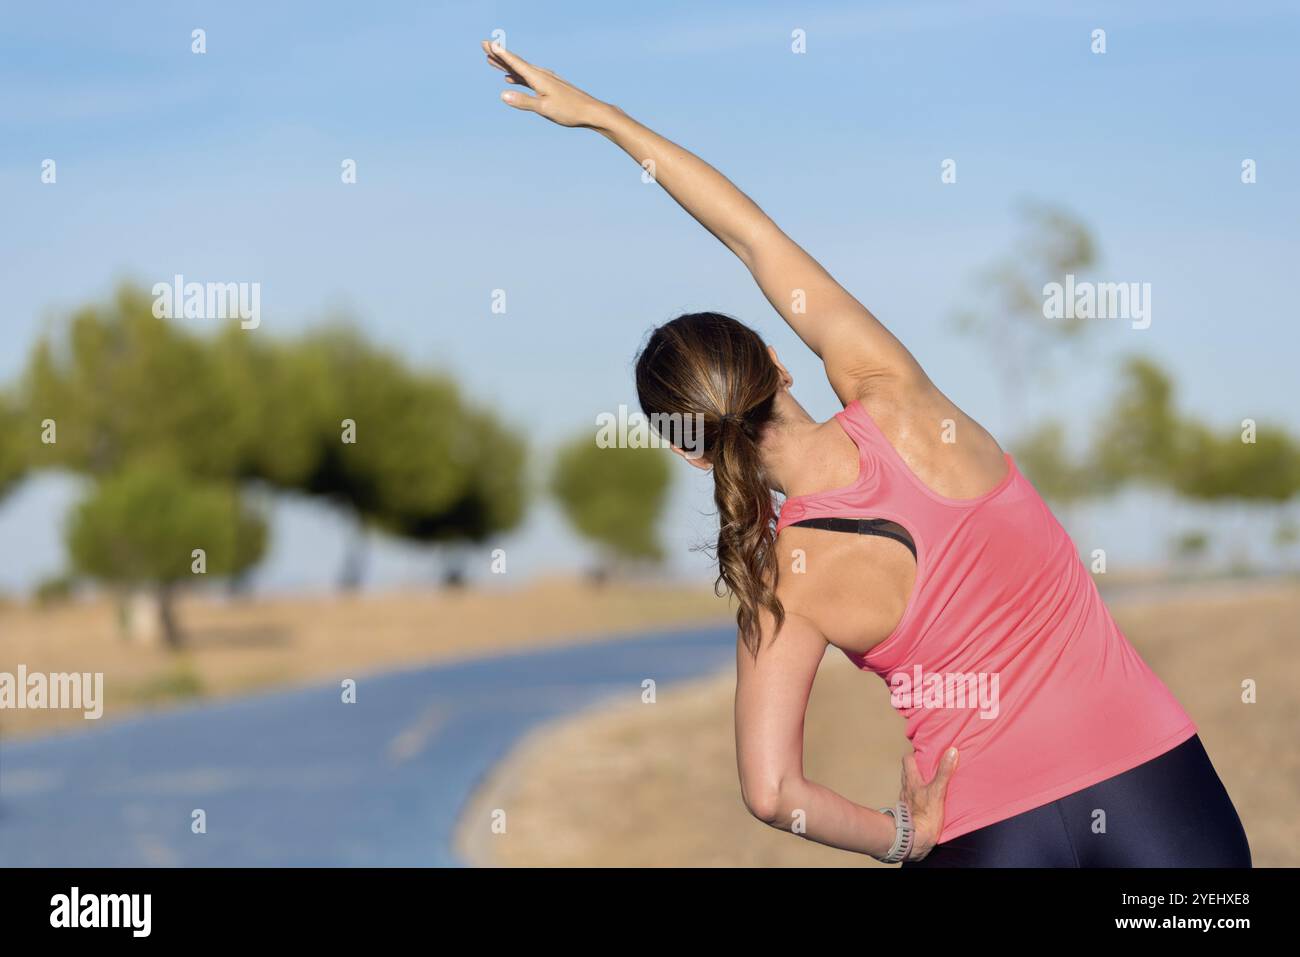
[0,625,733,866]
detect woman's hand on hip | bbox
[901,746,959,861]
[481,40,613,129]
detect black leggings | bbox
[903,735,1251,868]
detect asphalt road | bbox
[0,624,733,866]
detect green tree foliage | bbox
[66,463,268,647]
[0,390,26,500]
[1092,356,1300,571]
[1011,420,1097,506]
[379,406,528,585]
[1171,422,1300,503]
[550,437,671,576]
[1094,357,1300,503]
[210,325,326,489]
[380,405,527,545]
[323,349,466,522]
[23,286,245,478]
[457,408,529,540]
[283,328,495,586]
[1092,357,1182,488]
[19,286,530,595]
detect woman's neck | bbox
[759,391,850,497]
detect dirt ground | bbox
[456,581,1300,867]
[0,577,730,739]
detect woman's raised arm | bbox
[482,41,928,405]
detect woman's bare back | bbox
[775,381,1009,659]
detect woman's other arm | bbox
[734,609,957,860]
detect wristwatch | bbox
[876,801,915,863]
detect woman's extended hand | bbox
[481,40,612,128]
[900,746,959,861]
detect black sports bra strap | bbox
[788,517,917,560]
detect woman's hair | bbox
[634,312,784,654]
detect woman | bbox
[482,41,1251,867]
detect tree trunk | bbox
[338,514,368,591]
[157,584,182,650]
[440,545,470,588]
[121,586,182,648]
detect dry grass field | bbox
[457,581,1300,867]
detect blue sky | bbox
[2,1,1298,592]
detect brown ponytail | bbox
[634,313,784,654]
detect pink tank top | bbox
[776,399,1197,843]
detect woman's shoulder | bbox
[847,378,1009,498]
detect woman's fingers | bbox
[480,41,598,127]
[482,42,527,82]
[901,752,923,794]
[500,89,542,112]
[482,41,544,88]
[927,747,960,800]
[902,746,959,804]
[481,40,505,68]
[482,42,547,114]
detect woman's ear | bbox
[669,444,712,471]
[767,346,794,389]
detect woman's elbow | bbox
[740,775,791,826]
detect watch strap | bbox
[876,801,915,863]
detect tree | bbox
[1011,420,1098,532]
[1170,529,1210,568]
[953,202,1098,436]
[216,322,499,589]
[1093,357,1300,504]
[1092,356,1300,571]
[379,405,528,584]
[1172,422,1300,504]
[1274,516,1299,571]
[20,285,534,597]
[66,463,268,647]
[210,324,326,489]
[287,329,473,588]
[1091,357,1183,489]
[22,285,244,479]
[550,437,671,580]
[0,390,26,503]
